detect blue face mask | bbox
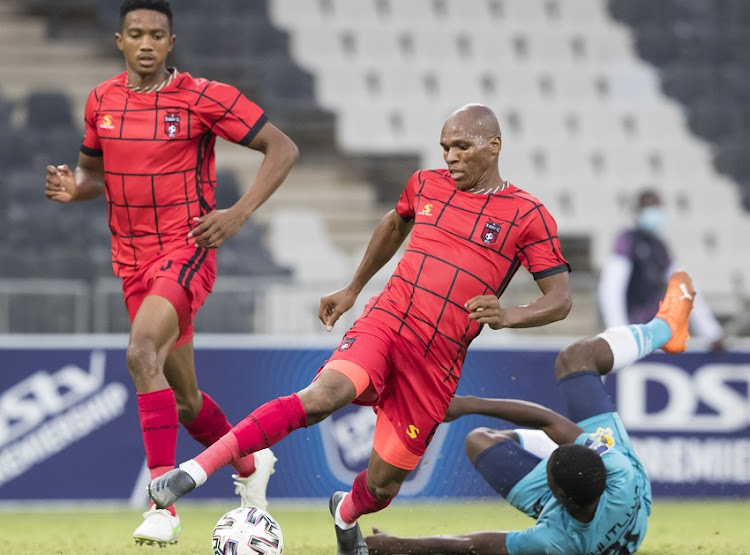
[637,206,665,234]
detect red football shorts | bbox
[122,246,216,348]
[322,317,456,469]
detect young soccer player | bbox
[365,271,695,554]
[148,103,573,555]
[44,0,298,546]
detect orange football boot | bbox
[656,271,695,354]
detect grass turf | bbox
[0,499,747,554]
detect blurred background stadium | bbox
[2,0,750,338]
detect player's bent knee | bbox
[465,428,516,464]
[298,381,353,425]
[125,341,160,377]
[554,338,597,379]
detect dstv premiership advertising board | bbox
[0,335,748,502]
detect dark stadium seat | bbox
[634,27,680,65]
[715,143,750,182]
[2,167,45,205]
[608,0,668,26]
[0,97,12,128]
[35,127,84,168]
[664,0,719,32]
[176,16,287,63]
[0,247,39,278]
[260,62,317,107]
[637,27,732,66]
[687,103,745,143]
[195,288,258,333]
[26,90,75,132]
[719,66,750,105]
[40,247,94,279]
[217,242,292,277]
[217,222,292,277]
[678,28,733,65]
[717,0,750,30]
[0,131,34,171]
[214,169,242,208]
[660,65,720,105]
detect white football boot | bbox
[232,448,278,509]
[133,507,181,547]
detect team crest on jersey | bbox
[482,221,502,244]
[589,427,616,447]
[164,112,180,138]
[417,203,433,217]
[99,114,115,129]
[339,337,356,352]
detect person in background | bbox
[598,189,724,352]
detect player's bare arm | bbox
[366,526,509,555]
[466,271,571,330]
[188,122,298,248]
[445,395,583,445]
[45,152,105,203]
[319,210,413,331]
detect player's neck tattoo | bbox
[128,67,177,93]
[466,179,509,195]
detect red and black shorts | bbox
[321,317,456,470]
[121,246,216,348]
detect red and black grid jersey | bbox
[362,169,570,383]
[81,71,267,277]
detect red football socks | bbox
[194,394,308,478]
[339,469,393,524]
[138,388,179,515]
[184,392,256,477]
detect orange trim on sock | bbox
[372,410,422,470]
[323,359,371,397]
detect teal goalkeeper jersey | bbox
[505,433,649,555]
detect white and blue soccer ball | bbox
[212,506,284,555]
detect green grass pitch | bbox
[0,499,747,554]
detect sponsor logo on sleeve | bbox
[99,114,115,130]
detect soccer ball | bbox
[212,506,284,554]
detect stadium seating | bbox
[265,0,750,310]
[3,0,750,334]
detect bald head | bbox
[440,104,503,191]
[444,104,501,141]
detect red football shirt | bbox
[362,169,570,382]
[81,71,267,277]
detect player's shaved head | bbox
[444,104,501,142]
[440,103,503,191]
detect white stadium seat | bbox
[267,0,749,308]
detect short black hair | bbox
[119,0,173,31]
[548,444,606,506]
[637,188,661,209]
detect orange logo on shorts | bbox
[406,424,419,439]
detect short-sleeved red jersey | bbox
[81,71,267,277]
[361,169,570,383]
